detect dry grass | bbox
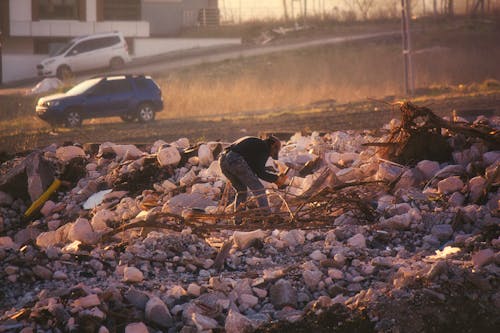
[0,19,499,151]
[156,22,500,119]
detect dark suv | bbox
[35,74,163,127]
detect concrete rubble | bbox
[0,113,499,332]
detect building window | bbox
[38,0,80,20]
[102,0,141,21]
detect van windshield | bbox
[51,42,75,57]
[65,78,102,96]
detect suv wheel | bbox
[65,109,82,127]
[110,57,125,70]
[56,65,72,80]
[137,103,155,123]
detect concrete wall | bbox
[132,37,240,58]
[9,0,31,21]
[10,20,150,38]
[2,54,45,83]
[142,0,210,36]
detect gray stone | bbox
[145,296,173,329]
[32,265,53,280]
[416,160,440,180]
[225,309,254,333]
[303,270,323,290]
[192,312,218,331]
[472,249,495,268]
[270,279,298,309]
[431,224,454,240]
[124,288,149,310]
[438,176,464,194]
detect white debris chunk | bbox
[157,146,182,167]
[56,146,86,162]
[233,229,267,250]
[123,266,144,283]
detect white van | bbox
[36,31,131,79]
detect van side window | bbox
[101,36,121,48]
[68,39,99,55]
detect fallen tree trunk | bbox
[365,101,499,165]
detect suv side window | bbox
[95,78,132,95]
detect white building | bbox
[0,0,221,84]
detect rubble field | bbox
[0,103,499,333]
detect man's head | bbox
[266,135,281,160]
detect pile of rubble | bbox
[0,104,499,333]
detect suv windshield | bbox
[65,78,102,96]
[51,41,75,57]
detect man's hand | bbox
[275,174,289,189]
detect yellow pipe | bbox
[24,178,62,217]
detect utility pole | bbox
[401,0,415,96]
[239,0,242,24]
[0,31,3,85]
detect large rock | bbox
[483,151,500,166]
[225,309,254,333]
[472,249,495,268]
[192,312,219,331]
[468,176,487,203]
[124,288,149,310]
[303,270,323,290]
[157,146,182,167]
[98,142,144,161]
[269,279,297,309]
[56,146,86,162]
[26,152,56,202]
[36,231,59,248]
[280,229,306,248]
[32,265,53,280]
[198,144,214,167]
[347,233,366,248]
[431,224,454,240]
[91,210,116,232]
[145,297,173,329]
[394,169,423,191]
[416,160,440,180]
[125,322,149,333]
[377,163,403,182]
[233,229,267,250]
[68,218,97,245]
[162,192,216,215]
[0,236,16,249]
[71,294,101,308]
[437,176,464,194]
[123,266,144,283]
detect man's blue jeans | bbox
[219,151,270,213]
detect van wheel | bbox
[137,103,155,123]
[56,65,72,80]
[65,109,82,128]
[110,57,125,70]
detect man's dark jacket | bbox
[226,137,278,183]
